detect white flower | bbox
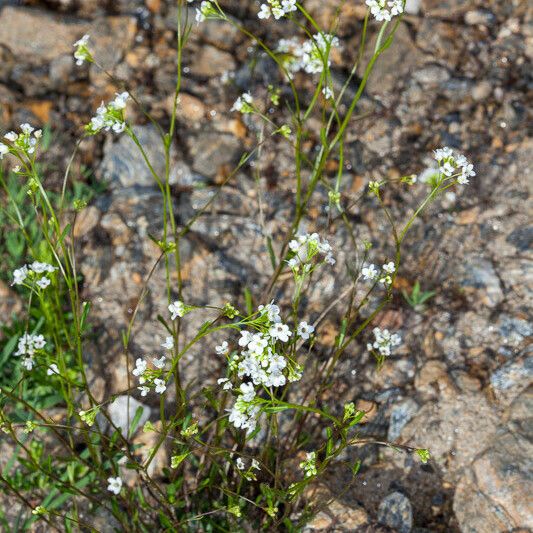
[217,377,233,390]
[366,0,403,21]
[138,386,150,397]
[458,163,476,185]
[239,382,256,402]
[382,262,395,274]
[248,333,268,354]
[36,277,51,289]
[14,333,46,357]
[161,336,174,350]
[107,476,122,495]
[73,34,92,65]
[258,301,282,323]
[30,261,56,274]
[12,265,28,286]
[0,143,8,159]
[153,356,166,369]
[251,459,261,470]
[86,96,128,136]
[216,341,229,355]
[154,378,167,394]
[434,147,453,161]
[22,357,35,371]
[297,321,315,340]
[258,4,271,18]
[238,330,254,348]
[4,131,17,142]
[235,457,245,470]
[20,123,34,135]
[47,363,59,376]
[441,161,455,177]
[281,0,297,12]
[168,300,186,320]
[231,92,253,113]
[111,92,129,110]
[269,323,292,343]
[322,86,333,99]
[362,264,378,281]
[132,358,147,377]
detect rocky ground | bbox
[0,0,532,531]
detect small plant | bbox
[0,1,475,530]
[402,281,437,311]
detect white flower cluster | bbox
[86,92,129,135]
[132,336,174,396]
[220,302,313,434]
[366,0,404,21]
[14,333,46,371]
[434,147,476,185]
[361,261,395,285]
[231,92,254,114]
[367,327,401,357]
[73,34,92,65]
[277,33,340,75]
[194,0,225,23]
[1,124,42,160]
[12,261,58,290]
[133,356,167,396]
[287,233,335,270]
[299,451,317,477]
[258,0,297,20]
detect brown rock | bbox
[356,399,378,423]
[73,205,101,238]
[0,7,89,61]
[454,389,533,531]
[188,45,236,77]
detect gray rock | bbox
[497,315,533,346]
[458,255,504,308]
[104,395,151,436]
[453,389,533,532]
[187,132,241,177]
[0,7,89,61]
[413,65,450,86]
[490,347,533,407]
[404,0,422,14]
[377,492,413,533]
[387,399,419,441]
[464,9,496,27]
[99,125,178,188]
[506,225,533,252]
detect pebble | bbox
[378,492,413,533]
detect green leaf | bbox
[262,405,289,414]
[170,453,189,469]
[244,287,253,315]
[128,406,145,438]
[79,301,91,332]
[266,236,277,271]
[351,459,361,476]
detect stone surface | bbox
[453,389,533,532]
[104,395,151,436]
[0,7,89,61]
[377,492,413,533]
[99,124,178,188]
